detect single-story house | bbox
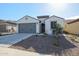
[64,19,79,34]
[17,15,64,35]
[0,19,17,33]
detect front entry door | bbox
[41,23,45,33]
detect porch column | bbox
[16,23,19,33]
[36,23,40,33]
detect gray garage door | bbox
[19,23,36,33]
[0,25,6,32]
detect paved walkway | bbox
[0,33,33,47]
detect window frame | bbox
[51,21,57,29]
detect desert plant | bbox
[52,23,63,35]
[52,22,63,47]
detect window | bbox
[51,21,57,28]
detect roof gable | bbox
[45,15,65,21]
[50,15,64,19]
[17,15,39,23]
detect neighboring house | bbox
[64,19,79,34]
[17,15,64,35]
[0,20,17,33]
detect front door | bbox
[41,23,45,33]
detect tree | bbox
[52,23,63,35]
[52,22,63,47]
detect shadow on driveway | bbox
[10,34,76,56]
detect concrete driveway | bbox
[0,33,33,47]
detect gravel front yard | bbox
[10,35,60,55]
[10,34,79,56]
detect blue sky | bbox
[0,3,79,21]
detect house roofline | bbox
[0,19,16,25]
[17,15,38,22]
[51,15,65,19]
[44,15,65,21]
[67,18,79,24]
[17,15,65,23]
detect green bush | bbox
[52,23,63,35]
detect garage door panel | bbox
[0,25,6,32]
[19,23,36,33]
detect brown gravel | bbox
[9,35,79,56]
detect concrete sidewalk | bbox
[0,47,40,56]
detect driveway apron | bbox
[0,33,33,47]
